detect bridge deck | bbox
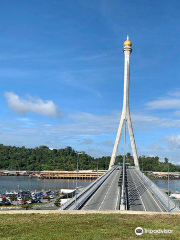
[127,168,165,212]
[80,168,167,212]
[82,168,120,210]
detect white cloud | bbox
[81,139,93,145]
[132,113,180,128]
[0,108,180,162]
[103,140,114,147]
[167,89,180,98]
[146,98,180,110]
[146,89,180,110]
[72,53,107,62]
[173,111,180,117]
[60,70,103,98]
[165,135,180,150]
[148,144,164,151]
[4,92,59,117]
[84,148,106,158]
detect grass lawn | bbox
[0,213,179,240]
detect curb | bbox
[0,210,180,214]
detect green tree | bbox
[54,198,61,207]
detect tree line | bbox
[0,144,179,172]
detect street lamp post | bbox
[167,162,170,212]
[142,159,144,180]
[174,179,177,208]
[75,151,83,208]
[67,179,69,200]
[120,120,126,209]
[174,180,177,193]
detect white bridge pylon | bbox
[109,36,140,170]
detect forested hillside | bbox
[0,144,179,172]
[0,144,110,171]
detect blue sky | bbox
[0,0,180,164]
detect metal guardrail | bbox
[135,169,180,213]
[59,167,117,210]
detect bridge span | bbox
[59,166,180,212]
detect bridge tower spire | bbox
[109,36,139,170]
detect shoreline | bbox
[1,174,180,181]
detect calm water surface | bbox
[0,176,92,193]
[151,179,180,192]
[0,176,180,193]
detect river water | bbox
[0,176,92,193]
[0,176,180,193]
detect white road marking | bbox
[129,169,146,211]
[115,185,120,210]
[82,170,116,209]
[98,170,119,210]
[133,170,163,212]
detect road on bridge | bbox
[82,168,120,210]
[127,168,165,212]
[80,167,166,212]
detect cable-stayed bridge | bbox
[59,166,179,212]
[60,37,179,212]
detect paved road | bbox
[82,168,121,210]
[81,167,166,212]
[127,168,166,212]
[33,199,57,210]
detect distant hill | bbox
[0,144,179,172]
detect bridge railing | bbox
[136,169,180,212]
[59,167,116,210]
